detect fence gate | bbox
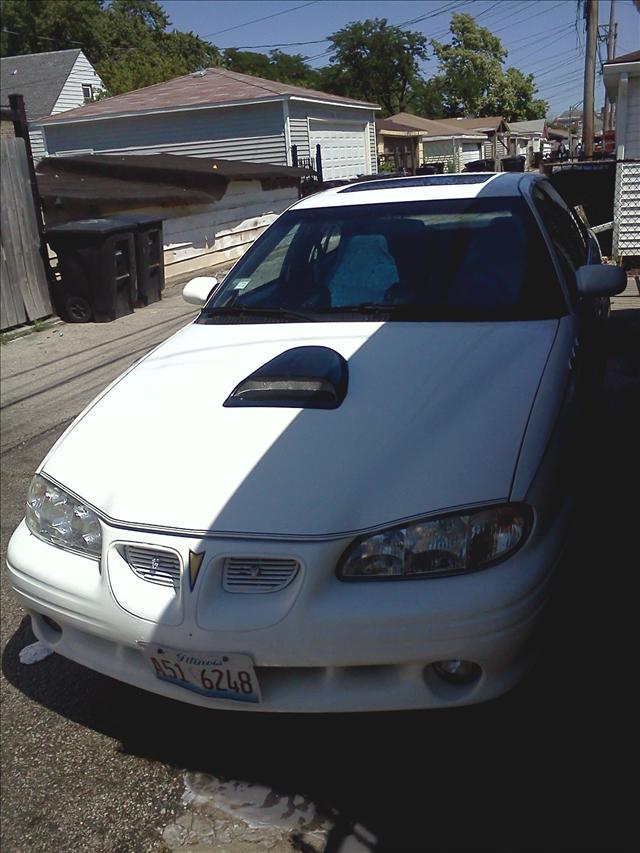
[1,136,52,330]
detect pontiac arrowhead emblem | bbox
[188,550,205,591]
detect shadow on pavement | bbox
[3,310,639,853]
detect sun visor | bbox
[224,346,349,409]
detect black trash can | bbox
[47,218,137,323]
[463,158,496,172]
[416,162,445,175]
[501,155,526,173]
[114,215,165,306]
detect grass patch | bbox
[0,317,56,344]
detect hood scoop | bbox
[224,346,348,409]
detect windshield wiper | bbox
[202,305,317,322]
[319,303,512,321]
[320,303,423,317]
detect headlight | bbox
[25,474,102,559]
[337,504,531,580]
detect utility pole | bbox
[603,0,617,130]
[583,0,599,159]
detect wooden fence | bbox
[1,136,52,330]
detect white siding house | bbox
[50,51,104,114]
[38,68,380,181]
[289,100,378,178]
[377,113,486,173]
[44,101,289,163]
[603,50,640,263]
[1,49,103,163]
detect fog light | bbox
[433,659,481,685]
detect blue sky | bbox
[161,0,639,117]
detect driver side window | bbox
[533,185,587,303]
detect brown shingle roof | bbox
[39,67,379,125]
[376,118,422,134]
[435,116,506,132]
[383,112,474,136]
[603,50,640,65]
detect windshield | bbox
[198,198,566,323]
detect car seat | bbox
[326,233,400,307]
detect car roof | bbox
[293,172,545,210]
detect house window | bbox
[82,84,94,102]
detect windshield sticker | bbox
[234,279,251,290]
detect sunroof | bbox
[339,174,494,193]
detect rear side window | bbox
[201,198,567,322]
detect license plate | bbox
[142,645,261,704]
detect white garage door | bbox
[460,142,483,165]
[309,120,369,180]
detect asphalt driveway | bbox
[1,287,638,853]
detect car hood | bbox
[42,320,558,537]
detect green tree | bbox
[222,48,273,79]
[430,12,547,120]
[1,0,104,58]
[431,12,506,117]
[485,67,548,120]
[223,48,316,87]
[406,77,446,119]
[323,18,429,115]
[267,49,318,87]
[1,0,220,96]
[95,1,220,94]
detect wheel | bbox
[63,294,92,323]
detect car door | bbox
[531,182,607,399]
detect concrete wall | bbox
[44,180,298,283]
[161,182,297,280]
[124,180,298,282]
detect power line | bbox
[506,21,574,50]
[222,39,328,50]
[512,27,581,64]
[539,71,585,94]
[303,0,568,67]
[533,51,583,82]
[303,0,469,63]
[199,1,320,39]
[1,27,85,47]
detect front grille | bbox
[223,557,299,593]
[123,545,181,589]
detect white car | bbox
[7,173,625,712]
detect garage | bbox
[460,141,484,166]
[309,120,369,180]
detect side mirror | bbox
[575,264,626,298]
[182,276,218,307]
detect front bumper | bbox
[6,507,571,712]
